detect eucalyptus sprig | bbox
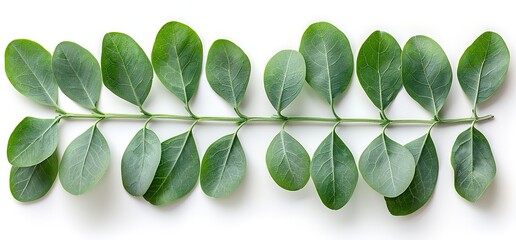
[5,21,508,216]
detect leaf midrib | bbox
[376,37,384,110]
[276,52,293,111]
[329,132,337,203]
[222,45,238,107]
[322,40,334,104]
[146,131,190,200]
[472,39,491,105]
[171,28,189,103]
[135,129,148,188]
[60,49,97,108]
[213,134,237,194]
[469,126,475,172]
[107,34,143,107]
[382,133,397,194]
[77,126,97,193]
[414,41,439,116]
[279,132,296,183]
[19,166,37,199]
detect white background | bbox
[1,0,515,239]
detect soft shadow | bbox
[474,178,499,210]
[208,174,251,209]
[69,177,117,228]
[142,187,198,212]
[389,195,437,222]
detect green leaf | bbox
[206,39,251,108]
[5,39,58,107]
[299,22,353,104]
[7,117,58,167]
[121,128,161,196]
[451,126,496,202]
[385,133,438,216]
[152,21,203,103]
[311,130,358,210]
[264,50,306,113]
[359,133,415,197]
[52,41,101,110]
[266,130,310,191]
[402,36,452,116]
[144,131,200,205]
[357,31,402,110]
[59,125,110,195]
[458,32,510,106]
[102,32,153,107]
[200,133,246,198]
[10,150,58,202]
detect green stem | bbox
[234,107,248,119]
[59,112,494,125]
[144,116,154,128]
[185,102,198,119]
[331,101,340,119]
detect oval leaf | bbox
[152,21,203,103]
[7,117,58,167]
[357,31,402,110]
[206,39,251,108]
[458,32,510,105]
[5,39,58,106]
[200,133,246,198]
[359,133,415,197]
[451,126,496,202]
[299,22,353,104]
[102,32,153,107]
[264,50,306,113]
[121,128,161,196]
[311,130,358,210]
[402,36,452,116]
[10,150,58,202]
[59,125,110,195]
[385,133,438,216]
[144,131,200,205]
[266,130,310,191]
[53,41,101,110]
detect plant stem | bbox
[60,112,494,126]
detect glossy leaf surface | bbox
[10,151,58,202]
[60,125,110,195]
[53,41,101,110]
[264,50,306,113]
[385,134,438,215]
[299,22,353,104]
[122,128,161,196]
[357,31,402,110]
[200,133,246,198]
[102,32,153,106]
[5,39,58,106]
[458,32,510,105]
[359,133,415,197]
[402,36,452,116]
[206,39,250,108]
[266,131,310,191]
[144,131,200,205]
[7,117,58,167]
[152,21,203,103]
[311,130,358,210]
[451,127,496,202]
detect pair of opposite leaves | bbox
[263,23,508,214]
[5,21,508,214]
